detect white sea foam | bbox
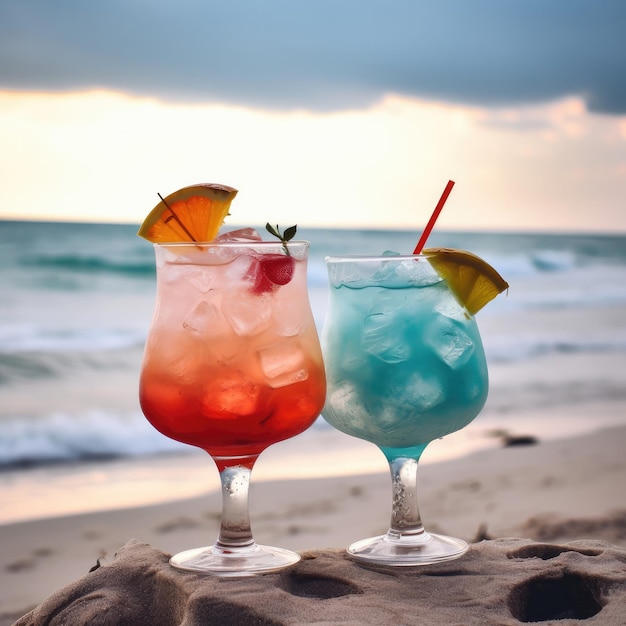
[0,324,146,353]
[0,410,187,468]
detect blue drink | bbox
[321,254,489,565]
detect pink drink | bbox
[140,241,325,463]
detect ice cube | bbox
[424,315,474,369]
[202,371,263,418]
[198,231,263,267]
[324,381,377,438]
[398,371,446,412]
[376,371,446,436]
[161,260,198,285]
[272,299,304,337]
[362,312,410,363]
[327,259,381,288]
[372,255,412,288]
[222,292,272,336]
[214,227,262,243]
[367,289,409,317]
[374,251,441,288]
[257,340,308,388]
[383,372,446,422]
[160,345,202,384]
[183,301,221,335]
[326,382,354,413]
[223,253,258,283]
[182,268,216,293]
[223,252,272,293]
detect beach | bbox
[2,223,626,622]
[2,420,626,622]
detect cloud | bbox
[1,0,625,115]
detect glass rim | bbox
[325,253,427,263]
[153,240,310,248]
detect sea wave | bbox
[0,324,145,354]
[22,253,155,278]
[0,410,336,470]
[445,249,624,281]
[0,349,143,387]
[0,410,187,468]
[485,334,626,364]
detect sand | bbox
[14,539,626,625]
[2,424,626,624]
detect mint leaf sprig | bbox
[265,223,297,256]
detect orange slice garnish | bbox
[138,183,238,243]
[423,247,509,315]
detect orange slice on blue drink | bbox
[138,183,238,243]
[422,247,509,315]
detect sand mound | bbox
[15,538,626,625]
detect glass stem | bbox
[387,452,426,540]
[215,461,256,550]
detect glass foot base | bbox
[348,531,468,566]
[169,543,300,576]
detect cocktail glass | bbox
[321,254,489,565]
[139,240,326,575]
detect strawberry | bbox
[261,254,295,286]
[249,254,295,293]
[247,223,298,294]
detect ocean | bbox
[2,220,626,523]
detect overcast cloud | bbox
[1,0,625,114]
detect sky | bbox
[1,0,625,233]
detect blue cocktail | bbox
[322,253,489,565]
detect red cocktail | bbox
[139,238,325,574]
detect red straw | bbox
[413,180,455,254]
